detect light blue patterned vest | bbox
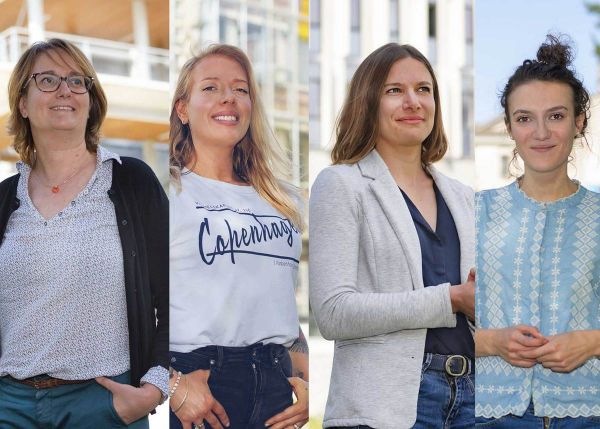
[475,182,600,418]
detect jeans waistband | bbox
[172,343,288,372]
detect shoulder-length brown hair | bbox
[170,44,302,229]
[332,43,447,166]
[7,38,107,165]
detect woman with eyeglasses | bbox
[0,38,168,428]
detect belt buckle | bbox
[445,355,467,377]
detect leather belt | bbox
[426,354,473,377]
[7,375,91,389]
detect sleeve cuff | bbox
[140,365,169,402]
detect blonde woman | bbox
[168,44,308,429]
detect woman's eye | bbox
[515,116,530,123]
[418,86,431,93]
[202,86,216,91]
[235,87,249,94]
[386,87,402,94]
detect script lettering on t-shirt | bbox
[197,205,300,265]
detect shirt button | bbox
[58,212,63,217]
[43,221,47,226]
[122,219,128,226]
[131,250,136,257]
[71,201,76,206]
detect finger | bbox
[212,399,230,427]
[510,359,537,368]
[267,414,304,429]
[95,376,122,393]
[204,411,224,429]
[515,332,547,348]
[527,342,555,359]
[468,268,476,281]
[516,325,545,339]
[265,404,301,425]
[180,421,192,429]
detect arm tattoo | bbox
[289,327,308,354]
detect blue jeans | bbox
[0,371,148,428]
[169,343,293,429]
[412,353,475,429]
[476,401,600,428]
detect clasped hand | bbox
[494,326,598,373]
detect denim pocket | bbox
[274,349,293,385]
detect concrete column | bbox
[27,0,45,44]
[399,0,428,54]
[132,0,150,80]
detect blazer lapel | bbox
[358,150,424,290]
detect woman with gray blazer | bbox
[310,43,475,429]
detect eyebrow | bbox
[511,105,569,116]
[200,77,248,84]
[35,69,85,76]
[384,81,432,87]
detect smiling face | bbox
[176,54,251,152]
[19,50,90,139]
[376,57,435,150]
[507,80,584,176]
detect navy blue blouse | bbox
[400,183,473,358]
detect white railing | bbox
[0,27,169,82]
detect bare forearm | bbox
[289,327,309,381]
[475,329,497,357]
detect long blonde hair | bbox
[169,44,302,229]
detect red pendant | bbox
[51,186,60,193]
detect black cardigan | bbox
[0,157,169,386]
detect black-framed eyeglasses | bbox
[25,73,94,94]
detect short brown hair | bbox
[7,38,107,165]
[332,43,447,166]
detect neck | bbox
[190,144,243,184]
[519,166,577,202]
[375,142,428,186]
[32,137,94,182]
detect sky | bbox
[475,0,599,125]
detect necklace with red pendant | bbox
[32,160,91,194]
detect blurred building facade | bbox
[309,0,475,188]
[0,0,170,184]
[171,0,310,321]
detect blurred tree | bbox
[586,1,600,57]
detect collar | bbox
[16,145,121,174]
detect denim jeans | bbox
[169,343,293,429]
[476,401,600,428]
[0,371,149,428]
[412,353,475,429]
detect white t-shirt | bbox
[169,171,301,352]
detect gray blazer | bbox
[309,150,475,429]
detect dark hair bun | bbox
[536,34,573,68]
